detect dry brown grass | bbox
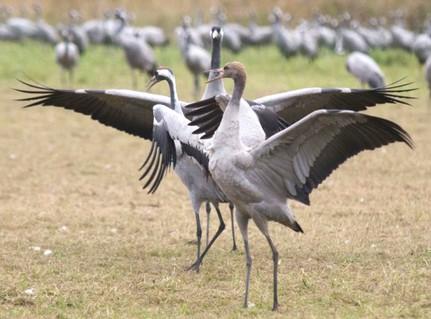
[0,41,430,318]
[2,0,431,29]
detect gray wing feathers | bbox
[15,80,173,140]
[139,110,177,193]
[254,82,415,124]
[185,83,414,139]
[139,105,210,192]
[250,110,413,205]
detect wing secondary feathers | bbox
[249,110,414,205]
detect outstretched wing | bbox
[248,110,414,205]
[15,80,183,140]
[139,104,210,193]
[254,81,415,124]
[184,82,415,139]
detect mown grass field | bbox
[0,41,430,318]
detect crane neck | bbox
[166,76,182,114]
[202,34,225,98]
[202,70,225,98]
[210,36,221,69]
[116,17,127,35]
[214,74,243,151]
[230,74,246,107]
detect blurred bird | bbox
[178,23,210,98]
[425,55,431,97]
[55,29,79,86]
[346,52,385,88]
[119,32,157,89]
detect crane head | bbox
[147,68,175,90]
[206,61,246,83]
[210,26,223,40]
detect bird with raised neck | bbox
[200,61,413,310]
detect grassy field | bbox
[0,41,430,318]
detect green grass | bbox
[0,41,430,318]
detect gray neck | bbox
[166,76,182,114]
[210,37,221,69]
[231,75,245,106]
[202,35,225,98]
[116,17,126,34]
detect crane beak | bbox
[146,76,159,90]
[205,68,224,83]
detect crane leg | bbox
[188,204,225,272]
[193,74,200,99]
[229,202,237,251]
[263,233,279,311]
[132,70,138,89]
[69,69,74,87]
[255,217,279,311]
[60,68,66,87]
[190,211,202,273]
[205,202,211,247]
[236,211,251,308]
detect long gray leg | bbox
[69,69,74,87]
[229,203,237,251]
[187,198,203,272]
[255,219,279,311]
[132,70,138,89]
[236,211,251,308]
[193,74,199,98]
[264,233,279,311]
[188,204,225,271]
[193,211,202,272]
[205,202,211,247]
[60,68,66,87]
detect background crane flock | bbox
[1,5,431,91]
[1,1,431,317]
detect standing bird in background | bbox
[67,9,89,55]
[55,29,79,86]
[178,22,211,98]
[346,51,385,88]
[425,55,431,97]
[119,32,158,89]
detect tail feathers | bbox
[278,208,304,233]
[292,221,304,233]
[282,218,304,233]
